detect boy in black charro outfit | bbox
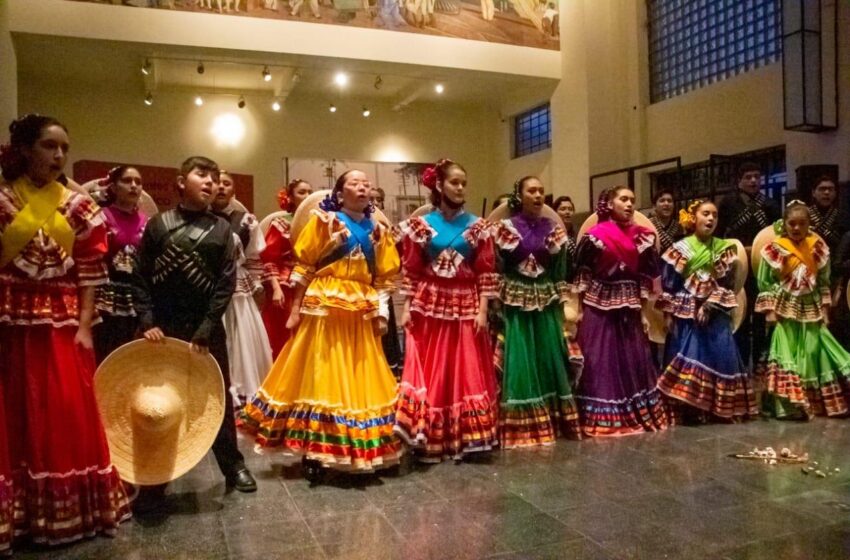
[133,156,256,497]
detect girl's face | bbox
[693,202,717,238]
[520,178,545,216]
[785,208,810,242]
[654,193,674,220]
[24,125,69,185]
[340,170,371,213]
[556,200,574,224]
[113,168,143,208]
[438,166,467,207]
[290,181,313,210]
[608,188,635,222]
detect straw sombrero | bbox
[259,210,289,235]
[732,289,746,332]
[729,239,748,294]
[410,204,435,218]
[94,338,225,486]
[291,189,392,243]
[486,201,566,230]
[80,179,159,218]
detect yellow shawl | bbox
[775,234,817,278]
[0,176,74,269]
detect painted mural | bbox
[70,0,559,50]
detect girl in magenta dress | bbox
[93,165,149,363]
[395,159,500,461]
[574,187,668,437]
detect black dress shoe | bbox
[227,468,257,493]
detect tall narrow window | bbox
[648,0,783,103]
[514,104,551,158]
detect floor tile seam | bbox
[283,474,327,555]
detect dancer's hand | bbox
[696,306,709,327]
[374,317,388,336]
[766,311,777,325]
[285,310,301,330]
[74,325,94,350]
[822,305,831,326]
[474,309,488,334]
[190,342,209,355]
[641,315,650,335]
[143,327,165,342]
[272,286,285,308]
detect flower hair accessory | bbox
[422,166,438,190]
[277,188,289,211]
[508,178,522,212]
[678,199,705,233]
[595,190,612,221]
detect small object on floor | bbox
[730,446,808,464]
[302,457,324,484]
[227,468,257,492]
[816,470,827,478]
[802,467,810,474]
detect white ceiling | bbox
[14,33,557,111]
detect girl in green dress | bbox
[756,201,850,419]
[493,177,581,447]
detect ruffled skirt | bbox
[762,319,850,419]
[659,313,757,420]
[224,294,273,411]
[0,325,131,550]
[576,305,668,437]
[395,313,499,461]
[241,308,401,472]
[498,305,581,447]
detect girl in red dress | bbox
[394,159,500,462]
[0,115,130,549]
[261,179,313,358]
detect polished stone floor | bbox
[16,418,850,559]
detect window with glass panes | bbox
[647,0,782,103]
[513,104,551,158]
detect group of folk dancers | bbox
[0,113,849,553]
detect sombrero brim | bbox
[732,290,746,332]
[259,210,290,236]
[577,211,658,249]
[410,204,435,218]
[290,189,391,243]
[486,202,566,229]
[729,239,748,294]
[94,337,225,486]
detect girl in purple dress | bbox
[574,187,668,437]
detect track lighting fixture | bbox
[262,66,271,82]
[141,59,152,76]
[194,95,204,106]
[144,92,153,106]
[435,83,445,94]
[272,100,281,111]
[374,75,383,90]
[197,62,205,74]
[362,107,371,117]
[238,95,246,109]
[329,104,337,113]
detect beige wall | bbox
[0,1,17,129]
[18,78,499,218]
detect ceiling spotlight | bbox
[141,59,152,76]
[374,75,383,90]
[194,95,204,107]
[197,62,205,74]
[238,95,246,109]
[144,92,153,106]
[334,72,349,87]
[329,104,337,113]
[262,66,271,82]
[362,106,371,118]
[272,100,281,112]
[435,83,445,94]
[292,70,301,83]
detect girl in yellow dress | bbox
[241,170,402,479]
